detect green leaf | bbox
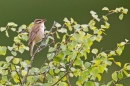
[123,70,129,77]
[96,35,102,42]
[59,82,68,86]
[11,51,17,56]
[63,17,70,23]
[7,46,13,51]
[73,24,80,30]
[5,30,9,37]
[84,81,94,86]
[84,62,91,68]
[96,74,101,81]
[21,34,28,41]
[0,46,7,55]
[126,65,130,70]
[0,27,6,32]
[7,22,17,27]
[122,8,128,14]
[11,28,16,31]
[14,36,21,43]
[13,58,20,64]
[92,48,98,54]
[56,32,60,39]
[112,71,118,81]
[116,47,123,55]
[58,28,67,33]
[102,16,108,21]
[118,72,123,79]
[115,62,121,67]
[81,24,89,32]
[21,70,27,76]
[6,56,14,62]
[98,65,104,73]
[60,68,66,71]
[43,83,51,86]
[102,7,109,11]
[119,13,123,20]
[55,22,61,27]
[105,22,110,29]
[73,58,83,66]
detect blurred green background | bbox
[0,0,130,85]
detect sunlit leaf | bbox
[0,46,7,55]
[7,22,17,27]
[112,71,118,81]
[13,58,20,64]
[92,48,98,54]
[115,62,121,67]
[55,22,61,27]
[21,70,27,76]
[102,7,109,11]
[11,28,16,31]
[122,8,128,14]
[119,13,123,20]
[58,28,67,33]
[0,27,6,32]
[56,32,60,39]
[5,30,9,37]
[84,81,94,86]
[11,51,17,56]
[6,56,14,62]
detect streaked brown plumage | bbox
[28,19,46,56]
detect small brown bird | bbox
[28,19,46,56]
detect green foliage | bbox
[0,7,129,86]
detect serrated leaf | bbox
[13,58,20,64]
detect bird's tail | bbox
[30,42,34,56]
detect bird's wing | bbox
[28,25,40,45]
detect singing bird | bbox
[28,19,46,56]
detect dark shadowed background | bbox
[0,0,130,85]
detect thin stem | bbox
[111,76,130,86]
